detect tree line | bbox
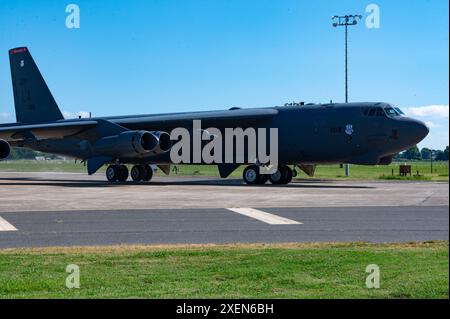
[5,145,450,162]
[6,147,60,160]
[395,145,449,161]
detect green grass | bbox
[0,160,99,173]
[0,242,448,298]
[0,160,448,181]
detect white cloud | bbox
[425,121,440,128]
[62,111,91,119]
[404,105,449,118]
[0,112,14,123]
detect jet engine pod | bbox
[149,131,172,154]
[0,139,11,159]
[92,130,172,158]
[93,130,159,157]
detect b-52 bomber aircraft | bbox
[0,47,429,184]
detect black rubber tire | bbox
[117,165,129,182]
[243,165,260,185]
[106,165,119,182]
[269,166,287,184]
[292,169,298,178]
[258,173,269,184]
[284,166,293,184]
[141,165,153,182]
[131,165,143,182]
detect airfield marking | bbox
[0,216,18,231]
[226,208,302,225]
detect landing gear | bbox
[141,165,153,182]
[242,165,268,185]
[106,164,152,183]
[131,165,143,182]
[242,165,293,185]
[117,165,129,182]
[269,165,293,185]
[106,165,119,182]
[131,165,153,182]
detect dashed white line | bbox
[227,207,302,225]
[0,216,18,231]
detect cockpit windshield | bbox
[362,105,405,118]
[383,105,405,117]
[384,107,398,117]
[394,107,405,115]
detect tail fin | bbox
[9,47,64,124]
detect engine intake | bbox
[92,130,171,158]
[0,139,11,159]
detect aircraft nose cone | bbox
[416,120,429,141]
[409,119,429,144]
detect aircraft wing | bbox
[0,121,98,140]
[0,108,278,141]
[112,108,279,126]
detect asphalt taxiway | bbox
[0,172,448,248]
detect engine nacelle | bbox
[0,139,11,160]
[92,131,172,158]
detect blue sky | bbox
[0,0,448,149]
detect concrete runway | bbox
[0,172,448,248]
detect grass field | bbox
[0,160,448,181]
[0,242,447,299]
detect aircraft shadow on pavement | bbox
[0,177,374,189]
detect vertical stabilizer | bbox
[9,47,64,123]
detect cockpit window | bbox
[376,108,385,116]
[384,107,398,117]
[394,107,405,115]
[363,105,405,117]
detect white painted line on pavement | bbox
[0,216,18,231]
[227,208,302,225]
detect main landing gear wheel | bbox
[269,165,293,185]
[117,165,129,182]
[141,165,153,182]
[106,165,129,182]
[131,165,144,182]
[106,165,119,182]
[131,165,153,182]
[243,165,268,185]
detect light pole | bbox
[430,149,434,174]
[332,14,362,177]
